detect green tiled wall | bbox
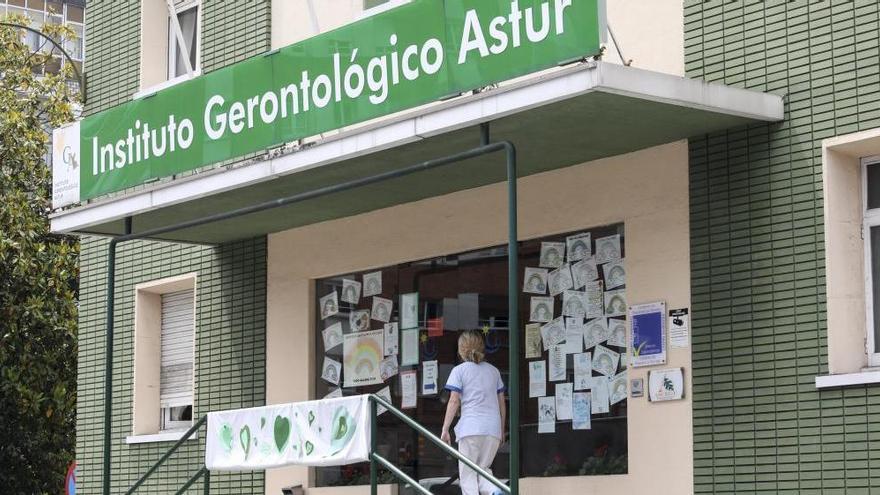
[83,0,271,116]
[686,1,880,493]
[77,236,267,494]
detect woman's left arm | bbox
[441,391,461,444]
[498,391,507,443]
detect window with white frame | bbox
[167,2,199,80]
[159,288,195,432]
[361,0,409,17]
[864,159,880,366]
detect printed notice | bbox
[549,345,566,381]
[422,360,438,395]
[572,392,591,430]
[538,396,556,433]
[401,370,418,409]
[589,376,610,414]
[668,308,690,348]
[555,383,573,420]
[573,352,592,390]
[401,328,419,366]
[631,301,667,367]
[525,323,543,359]
[529,360,547,398]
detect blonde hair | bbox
[458,330,486,364]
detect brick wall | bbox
[83,0,271,116]
[77,236,267,494]
[686,1,880,492]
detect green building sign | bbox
[77,0,603,201]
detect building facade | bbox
[57,1,880,494]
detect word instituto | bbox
[81,0,600,200]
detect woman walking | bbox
[441,330,506,495]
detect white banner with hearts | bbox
[206,395,370,471]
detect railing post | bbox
[370,397,378,495]
[203,468,210,495]
[506,143,520,495]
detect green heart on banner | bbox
[274,415,291,452]
[219,423,234,453]
[304,440,314,456]
[240,425,252,459]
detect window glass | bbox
[314,224,627,487]
[65,3,82,22]
[170,6,198,78]
[871,226,880,353]
[868,163,880,210]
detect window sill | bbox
[133,71,201,100]
[125,430,198,445]
[815,370,880,389]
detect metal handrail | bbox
[125,415,208,495]
[368,394,510,495]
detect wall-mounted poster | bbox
[342,329,383,387]
[341,279,362,304]
[648,368,684,402]
[363,271,382,297]
[400,292,419,329]
[400,328,419,366]
[320,291,339,320]
[631,301,667,368]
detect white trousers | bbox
[457,435,501,495]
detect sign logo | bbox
[52,121,81,208]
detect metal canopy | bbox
[52,62,783,243]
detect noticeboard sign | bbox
[53,0,604,208]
